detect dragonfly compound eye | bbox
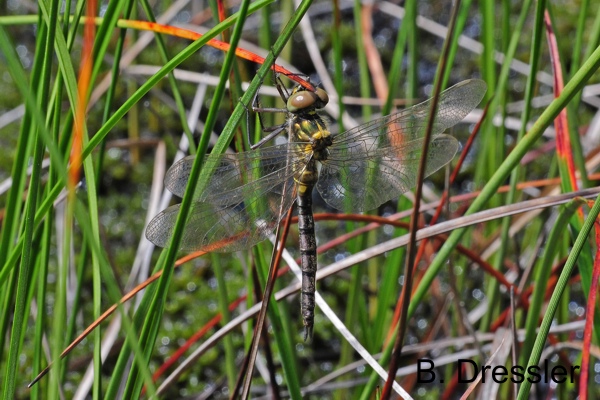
[314,88,329,108]
[288,88,329,113]
[287,91,317,113]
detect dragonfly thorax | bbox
[292,116,332,162]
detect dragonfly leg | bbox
[250,125,287,150]
[274,73,291,101]
[241,93,285,149]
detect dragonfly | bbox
[146,78,487,340]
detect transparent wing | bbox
[318,135,459,210]
[146,144,308,252]
[318,79,486,211]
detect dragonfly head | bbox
[287,87,329,113]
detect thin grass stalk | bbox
[520,200,584,364]
[572,6,600,108]
[569,0,589,80]
[382,0,414,116]
[1,0,59,393]
[331,0,345,132]
[546,4,590,191]
[31,212,53,400]
[138,0,197,153]
[55,192,72,400]
[480,0,540,332]
[352,0,371,121]
[9,75,48,400]
[0,29,36,375]
[517,195,600,399]
[62,232,87,384]
[250,243,302,400]
[549,32,594,349]
[545,8,596,337]
[95,0,135,182]
[68,200,158,398]
[279,0,293,62]
[545,9,579,194]
[440,0,474,89]
[579,210,600,399]
[246,260,283,398]
[475,0,498,190]
[480,0,533,323]
[0,22,40,290]
[104,253,163,398]
[212,254,237,389]
[63,0,85,48]
[257,5,275,130]
[0,268,18,363]
[404,1,417,100]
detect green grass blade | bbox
[520,199,584,365]
[517,196,600,399]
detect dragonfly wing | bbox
[318,134,459,211]
[147,144,303,252]
[164,144,299,200]
[331,79,486,147]
[317,79,485,211]
[146,179,297,252]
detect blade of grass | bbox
[382,0,414,116]
[545,7,596,342]
[480,0,539,332]
[212,254,237,389]
[517,195,600,399]
[331,0,345,132]
[1,0,59,394]
[545,10,579,193]
[475,0,499,191]
[138,0,197,154]
[520,199,584,363]
[579,206,600,400]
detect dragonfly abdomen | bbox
[297,182,317,341]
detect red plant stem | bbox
[579,215,600,399]
[544,11,579,192]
